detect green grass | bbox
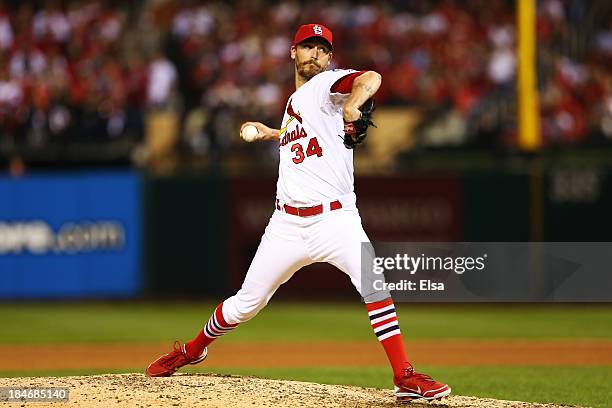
[0,302,611,343]
[2,366,610,408]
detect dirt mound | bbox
[0,374,582,408]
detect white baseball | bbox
[241,124,259,142]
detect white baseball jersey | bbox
[276,69,358,206]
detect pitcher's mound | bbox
[0,373,581,407]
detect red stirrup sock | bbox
[184,302,238,358]
[366,298,411,379]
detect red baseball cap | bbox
[293,23,333,49]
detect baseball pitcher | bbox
[146,23,451,403]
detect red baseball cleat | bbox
[145,341,208,377]
[394,366,451,402]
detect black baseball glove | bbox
[343,98,377,149]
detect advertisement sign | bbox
[0,171,141,299]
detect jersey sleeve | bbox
[312,69,359,112]
[330,70,368,94]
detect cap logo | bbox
[313,25,323,35]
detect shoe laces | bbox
[159,341,188,368]
[400,366,414,377]
[400,367,436,383]
[412,372,435,383]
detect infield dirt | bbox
[0,373,583,408]
[2,340,611,371]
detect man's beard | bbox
[297,60,324,79]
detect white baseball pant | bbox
[222,202,389,325]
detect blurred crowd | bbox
[0,1,148,148]
[0,0,610,171]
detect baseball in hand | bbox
[241,125,259,142]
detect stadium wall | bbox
[1,168,611,299]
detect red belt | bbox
[276,200,342,217]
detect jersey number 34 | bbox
[291,137,323,164]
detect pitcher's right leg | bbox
[146,211,310,377]
[222,212,311,325]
